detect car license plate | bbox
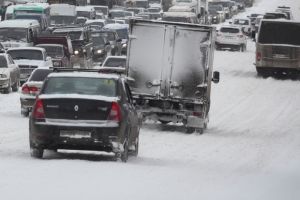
[60,130,91,138]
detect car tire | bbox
[12,80,20,92]
[159,120,171,125]
[21,109,29,117]
[132,137,139,157]
[30,147,44,159]
[121,140,129,163]
[185,127,195,134]
[3,78,11,94]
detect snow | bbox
[1,0,300,199]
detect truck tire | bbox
[3,78,11,94]
[121,140,129,162]
[256,67,270,78]
[185,127,195,134]
[30,147,44,159]
[132,137,139,157]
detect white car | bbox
[215,25,247,52]
[102,56,126,68]
[0,53,20,93]
[231,18,252,36]
[7,47,53,84]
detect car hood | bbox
[14,59,46,67]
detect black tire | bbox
[132,137,139,157]
[3,79,11,94]
[30,147,44,159]
[256,67,270,78]
[185,127,195,134]
[121,140,129,162]
[196,128,204,134]
[21,109,29,117]
[12,80,20,92]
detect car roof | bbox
[0,19,39,28]
[7,47,46,51]
[48,72,121,80]
[36,44,64,48]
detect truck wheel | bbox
[256,67,270,78]
[12,80,20,92]
[121,140,129,162]
[196,128,204,134]
[30,147,44,159]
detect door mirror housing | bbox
[212,71,220,83]
[46,56,51,61]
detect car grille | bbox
[19,65,38,74]
[0,79,8,85]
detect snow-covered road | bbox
[1,0,300,199]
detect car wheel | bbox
[132,137,139,157]
[21,109,29,117]
[3,78,11,94]
[30,147,44,159]
[12,80,20,92]
[185,127,195,134]
[196,128,204,134]
[121,140,129,162]
[159,120,171,125]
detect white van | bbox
[0,19,40,49]
[163,12,199,24]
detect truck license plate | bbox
[60,130,91,138]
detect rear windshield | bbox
[220,27,239,33]
[43,77,117,97]
[29,69,52,82]
[258,21,300,45]
[103,58,126,68]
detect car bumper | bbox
[30,120,123,153]
[20,97,36,112]
[0,79,9,89]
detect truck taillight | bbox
[32,98,45,120]
[256,52,262,61]
[193,111,203,118]
[108,102,121,122]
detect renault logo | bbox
[74,105,79,111]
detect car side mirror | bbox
[212,71,220,84]
[116,38,122,42]
[46,56,51,61]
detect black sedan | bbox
[29,71,140,162]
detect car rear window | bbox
[220,27,239,33]
[43,77,117,97]
[104,58,126,68]
[258,21,300,45]
[28,69,52,82]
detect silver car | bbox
[0,53,20,94]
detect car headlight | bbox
[0,74,7,78]
[74,50,79,55]
[213,16,217,19]
[97,49,103,54]
[122,43,127,48]
[83,49,86,53]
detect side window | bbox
[8,55,14,64]
[124,82,133,103]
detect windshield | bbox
[258,21,300,45]
[50,16,76,25]
[110,11,125,18]
[0,28,27,42]
[234,19,249,25]
[38,45,63,58]
[209,9,218,15]
[29,69,52,82]
[44,77,117,97]
[103,58,126,68]
[15,15,41,24]
[220,27,239,33]
[8,49,43,60]
[163,16,189,23]
[115,29,128,39]
[87,21,105,28]
[94,7,108,15]
[92,36,105,46]
[76,18,87,24]
[53,31,82,40]
[77,11,91,19]
[0,56,7,68]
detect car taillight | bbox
[108,102,121,122]
[22,84,39,95]
[21,84,30,94]
[32,98,45,120]
[256,52,262,61]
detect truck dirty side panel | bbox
[126,20,216,131]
